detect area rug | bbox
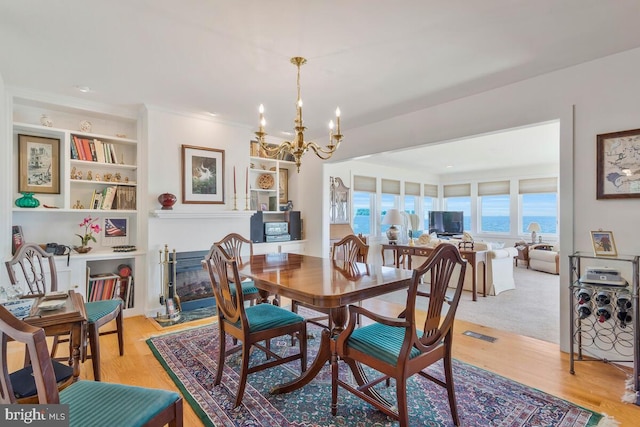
[147,323,607,427]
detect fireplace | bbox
[168,250,215,311]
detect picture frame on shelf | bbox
[250,140,259,157]
[596,128,640,199]
[102,218,129,247]
[590,230,617,257]
[18,134,60,194]
[278,168,288,204]
[181,145,225,204]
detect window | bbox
[444,197,471,231]
[423,184,437,231]
[352,192,375,236]
[478,180,510,233]
[521,193,557,234]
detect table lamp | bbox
[527,222,541,243]
[382,209,404,243]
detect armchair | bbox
[331,243,467,427]
[528,244,560,274]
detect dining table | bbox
[23,290,87,381]
[237,252,413,394]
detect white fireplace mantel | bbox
[149,210,256,219]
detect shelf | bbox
[149,210,255,219]
[14,122,137,144]
[13,207,137,214]
[71,179,137,187]
[70,159,137,171]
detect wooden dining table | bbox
[237,252,413,394]
[23,290,87,381]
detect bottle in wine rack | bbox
[595,291,611,306]
[596,304,612,322]
[617,310,632,327]
[577,303,592,319]
[616,290,632,311]
[577,288,591,304]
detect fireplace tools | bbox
[157,244,181,323]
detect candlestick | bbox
[233,166,236,195]
[245,166,248,194]
[233,194,238,210]
[245,193,249,211]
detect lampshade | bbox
[382,209,405,226]
[527,222,541,232]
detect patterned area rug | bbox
[147,322,605,427]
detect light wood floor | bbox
[8,297,639,426]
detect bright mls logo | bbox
[2,405,68,426]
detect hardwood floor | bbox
[8,297,638,426]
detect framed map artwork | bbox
[597,128,640,199]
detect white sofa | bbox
[411,239,518,295]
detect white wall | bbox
[315,47,640,353]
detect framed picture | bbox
[18,134,60,194]
[596,128,640,199]
[590,230,617,257]
[278,168,288,204]
[102,217,129,247]
[181,145,225,204]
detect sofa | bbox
[410,238,518,295]
[528,244,559,274]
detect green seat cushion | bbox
[85,299,122,323]
[229,280,259,297]
[60,380,180,427]
[347,323,420,366]
[236,303,304,332]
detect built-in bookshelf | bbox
[8,93,145,315]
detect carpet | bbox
[147,322,607,427]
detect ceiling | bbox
[1,1,640,171]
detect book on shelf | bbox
[70,136,79,160]
[101,186,118,210]
[109,143,118,163]
[87,272,121,303]
[93,139,106,163]
[81,138,93,162]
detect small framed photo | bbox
[18,134,60,194]
[181,145,225,204]
[596,128,640,199]
[102,218,129,247]
[590,230,617,257]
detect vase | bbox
[74,246,92,254]
[15,192,40,208]
[40,114,53,127]
[158,193,177,210]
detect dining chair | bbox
[0,304,183,426]
[202,244,307,408]
[5,242,124,381]
[331,243,467,427]
[214,233,264,306]
[292,234,369,331]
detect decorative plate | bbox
[258,173,275,189]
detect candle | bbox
[329,120,334,143]
[335,107,341,134]
[233,166,236,194]
[245,167,248,194]
[258,104,264,132]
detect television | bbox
[428,211,464,236]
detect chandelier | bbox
[255,57,343,172]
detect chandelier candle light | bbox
[255,57,343,172]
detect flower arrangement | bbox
[76,216,102,247]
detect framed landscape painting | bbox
[18,134,60,194]
[590,230,617,257]
[181,145,225,204]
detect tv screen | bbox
[428,211,464,236]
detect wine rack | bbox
[568,252,639,402]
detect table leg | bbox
[471,260,477,302]
[69,321,84,381]
[271,306,348,394]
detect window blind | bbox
[381,179,401,195]
[478,180,510,196]
[519,177,557,194]
[423,184,438,198]
[405,181,420,196]
[353,175,376,192]
[443,183,471,197]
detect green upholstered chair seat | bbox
[85,299,122,323]
[234,303,304,332]
[229,280,259,297]
[347,323,421,366]
[60,380,180,427]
